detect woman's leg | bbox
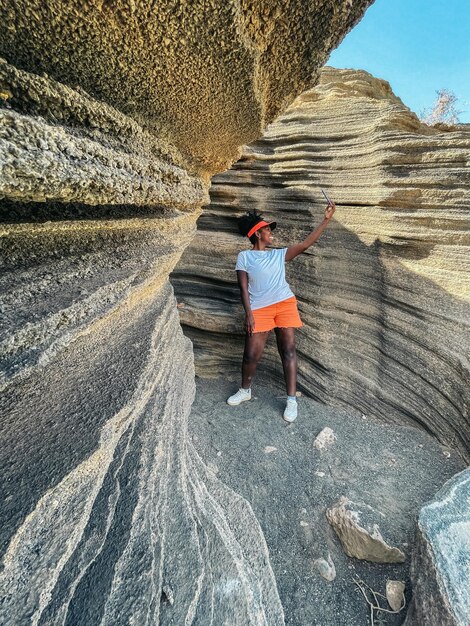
[274,327,297,396]
[242,331,269,388]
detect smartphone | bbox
[321,188,333,204]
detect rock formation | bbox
[326,496,406,563]
[0,0,372,177]
[0,2,377,624]
[173,67,470,461]
[173,67,470,624]
[405,470,470,626]
[0,281,285,625]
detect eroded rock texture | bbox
[0,282,283,625]
[0,0,372,176]
[1,2,377,624]
[173,68,470,461]
[404,469,470,626]
[0,206,286,624]
[0,61,207,208]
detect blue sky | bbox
[328,0,470,122]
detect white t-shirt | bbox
[235,248,294,310]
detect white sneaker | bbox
[283,399,297,422]
[227,388,251,406]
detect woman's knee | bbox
[243,350,262,366]
[280,344,296,362]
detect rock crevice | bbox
[1,3,379,624]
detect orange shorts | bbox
[252,296,303,333]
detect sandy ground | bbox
[189,375,465,626]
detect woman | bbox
[227,201,336,422]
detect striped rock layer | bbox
[0,3,377,625]
[173,67,470,626]
[0,281,283,626]
[174,67,470,460]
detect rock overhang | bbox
[0,0,375,177]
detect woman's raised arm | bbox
[285,202,336,261]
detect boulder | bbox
[313,554,336,581]
[404,469,470,626]
[313,427,337,451]
[386,580,405,612]
[326,496,406,563]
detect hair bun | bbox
[237,209,264,237]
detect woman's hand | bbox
[245,312,255,336]
[324,201,336,221]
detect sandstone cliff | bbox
[174,67,470,460]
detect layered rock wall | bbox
[172,67,470,625]
[1,281,284,625]
[0,2,376,624]
[173,68,470,459]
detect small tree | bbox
[420,89,461,125]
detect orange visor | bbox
[247,220,277,238]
